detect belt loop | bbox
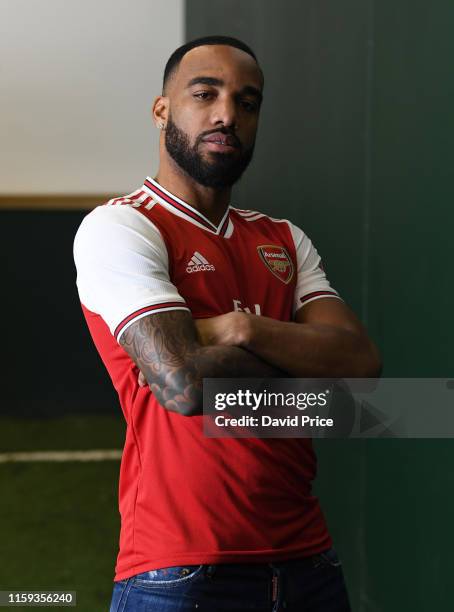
[270,565,288,611]
[270,565,282,610]
[272,572,279,602]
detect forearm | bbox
[120,312,282,416]
[157,343,282,415]
[241,315,381,378]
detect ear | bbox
[152,95,168,129]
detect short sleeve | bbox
[73,204,190,342]
[287,222,342,317]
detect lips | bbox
[201,132,239,148]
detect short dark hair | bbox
[163,35,261,93]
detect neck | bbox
[154,160,231,227]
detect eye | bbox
[193,91,214,100]
[240,99,258,112]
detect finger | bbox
[138,371,147,387]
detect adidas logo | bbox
[186,251,216,274]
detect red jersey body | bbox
[74,177,341,581]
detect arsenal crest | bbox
[257,245,294,284]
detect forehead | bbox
[174,45,263,90]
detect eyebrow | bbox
[186,76,263,105]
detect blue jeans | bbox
[109,547,351,611]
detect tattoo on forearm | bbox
[120,312,199,414]
[119,311,281,415]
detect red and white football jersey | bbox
[74,177,341,581]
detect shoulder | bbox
[230,206,288,224]
[73,194,167,268]
[230,206,309,244]
[75,193,162,243]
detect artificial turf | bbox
[0,415,125,611]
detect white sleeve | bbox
[73,204,190,342]
[287,222,342,316]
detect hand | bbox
[195,312,251,347]
[136,312,251,387]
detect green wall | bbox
[0,211,118,416]
[187,1,454,610]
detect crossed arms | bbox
[119,298,382,416]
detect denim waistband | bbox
[204,547,337,579]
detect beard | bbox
[164,114,255,189]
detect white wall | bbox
[0,0,184,194]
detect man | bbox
[74,35,380,611]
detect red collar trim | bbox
[143,178,230,236]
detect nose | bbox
[211,94,238,130]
